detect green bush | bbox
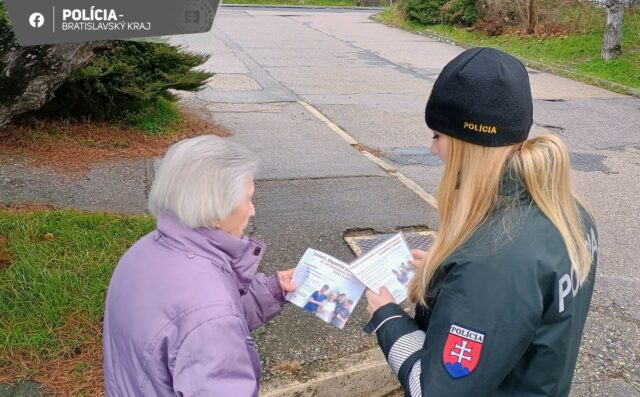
[0,0,14,48]
[399,0,448,25]
[0,0,8,25]
[0,1,26,108]
[398,0,480,27]
[40,41,213,122]
[125,96,182,134]
[441,0,479,27]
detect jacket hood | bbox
[155,213,267,294]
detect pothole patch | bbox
[382,147,441,166]
[570,151,616,174]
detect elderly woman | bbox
[103,135,295,396]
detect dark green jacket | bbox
[365,177,598,397]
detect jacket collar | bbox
[155,213,267,294]
[497,165,531,207]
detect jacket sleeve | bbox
[173,315,259,396]
[365,258,542,396]
[241,272,286,331]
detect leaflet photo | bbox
[286,249,366,329]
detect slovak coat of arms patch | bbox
[442,323,485,378]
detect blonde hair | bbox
[409,134,593,305]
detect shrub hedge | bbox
[41,41,213,122]
[399,0,479,26]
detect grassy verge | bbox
[222,0,358,7]
[376,8,640,94]
[123,97,183,135]
[0,209,154,395]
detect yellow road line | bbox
[299,100,358,145]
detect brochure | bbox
[285,249,366,329]
[349,232,415,303]
[286,232,414,329]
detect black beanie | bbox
[425,47,533,147]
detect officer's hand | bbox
[410,249,428,268]
[365,287,395,315]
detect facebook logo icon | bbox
[29,12,45,28]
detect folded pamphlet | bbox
[286,232,415,329]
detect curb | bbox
[370,14,640,99]
[260,349,400,397]
[143,158,157,202]
[221,4,384,10]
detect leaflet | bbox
[286,249,365,329]
[286,232,415,329]
[349,232,414,303]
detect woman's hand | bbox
[410,249,428,268]
[277,268,297,293]
[365,287,395,316]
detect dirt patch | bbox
[272,361,303,376]
[0,234,10,270]
[501,24,577,39]
[0,107,229,174]
[0,253,10,270]
[352,143,383,158]
[0,343,103,397]
[0,203,59,213]
[0,313,104,397]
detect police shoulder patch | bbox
[442,323,485,379]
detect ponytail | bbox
[511,134,593,282]
[410,134,593,305]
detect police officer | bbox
[364,47,598,396]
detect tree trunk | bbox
[0,23,109,130]
[601,0,624,61]
[527,0,536,35]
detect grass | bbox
[222,0,358,6]
[0,209,154,394]
[124,97,183,135]
[376,8,640,92]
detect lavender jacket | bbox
[103,214,286,396]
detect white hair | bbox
[148,135,258,228]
